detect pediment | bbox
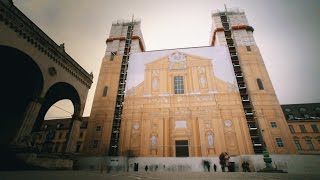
[145,51,212,69]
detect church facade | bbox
[83,8,297,157]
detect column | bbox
[13,96,43,145]
[192,117,201,156]
[163,117,170,156]
[65,115,82,153]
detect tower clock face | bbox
[224,120,232,127]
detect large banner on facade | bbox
[125,46,237,96]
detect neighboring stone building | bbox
[0,0,93,155]
[33,117,89,154]
[281,103,320,154]
[83,8,297,157]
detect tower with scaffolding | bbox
[211,7,296,154]
[82,19,145,155]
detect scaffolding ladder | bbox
[108,22,134,156]
[219,9,263,154]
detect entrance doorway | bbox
[175,140,189,157]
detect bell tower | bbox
[83,20,145,155]
[211,8,296,154]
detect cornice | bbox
[0,2,93,88]
[210,25,254,46]
[106,35,145,51]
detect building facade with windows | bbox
[83,8,297,157]
[33,117,88,154]
[282,103,320,154]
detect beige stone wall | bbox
[237,45,297,154]
[83,54,123,155]
[287,120,320,154]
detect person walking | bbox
[224,152,230,172]
[219,152,226,172]
[213,163,217,172]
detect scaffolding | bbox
[220,6,263,154]
[108,21,134,156]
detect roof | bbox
[280,103,320,121]
[41,117,89,130]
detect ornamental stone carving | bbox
[168,52,187,70]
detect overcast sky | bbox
[13,0,320,118]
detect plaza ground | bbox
[1,171,319,180]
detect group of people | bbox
[202,160,217,172]
[219,152,231,172]
[142,152,250,172]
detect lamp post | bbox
[258,122,285,173]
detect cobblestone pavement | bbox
[0,171,319,180]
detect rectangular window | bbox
[96,125,101,131]
[102,86,108,97]
[257,78,264,90]
[54,143,60,152]
[311,124,319,133]
[288,125,295,133]
[92,140,99,148]
[58,132,63,139]
[294,140,302,150]
[110,51,117,61]
[299,125,307,133]
[275,138,284,147]
[305,139,315,150]
[76,143,82,153]
[174,76,184,94]
[246,46,251,51]
[175,121,187,128]
[271,122,277,128]
[79,132,83,138]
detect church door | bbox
[175,140,189,157]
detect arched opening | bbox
[33,82,81,132]
[44,100,74,120]
[0,45,43,146]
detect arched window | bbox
[150,134,157,149]
[299,107,307,112]
[207,133,214,147]
[285,108,291,113]
[257,78,264,90]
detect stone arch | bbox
[0,45,44,146]
[33,82,81,132]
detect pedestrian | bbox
[219,152,226,172]
[145,165,148,172]
[245,161,250,172]
[213,163,217,172]
[224,152,230,171]
[242,161,246,172]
